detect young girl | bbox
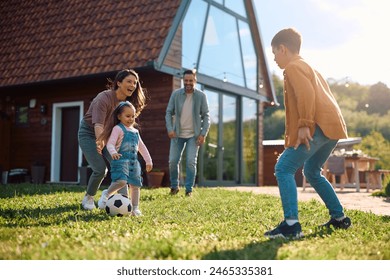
[97,101,152,216]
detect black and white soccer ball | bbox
[105,194,132,217]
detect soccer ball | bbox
[105,194,132,217]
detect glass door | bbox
[200,89,238,185]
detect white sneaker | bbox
[98,189,109,209]
[132,208,142,216]
[81,194,96,210]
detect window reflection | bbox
[222,95,237,181]
[239,20,257,90]
[242,97,257,183]
[203,90,219,181]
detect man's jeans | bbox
[275,126,345,220]
[169,136,199,193]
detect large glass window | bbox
[224,0,246,17]
[181,0,258,91]
[182,0,207,70]
[200,6,244,86]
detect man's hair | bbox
[183,69,197,79]
[271,28,301,54]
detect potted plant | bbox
[31,161,45,184]
[147,168,165,188]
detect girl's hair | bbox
[271,28,301,54]
[98,101,136,145]
[106,69,148,117]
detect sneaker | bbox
[264,221,304,239]
[98,189,109,209]
[320,216,351,229]
[170,187,180,195]
[132,209,143,216]
[185,191,192,197]
[81,194,96,210]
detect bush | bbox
[385,180,390,197]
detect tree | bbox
[357,82,390,115]
[355,131,390,170]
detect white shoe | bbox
[82,194,96,210]
[98,189,109,209]
[132,208,142,216]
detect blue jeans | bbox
[78,120,127,196]
[275,126,345,220]
[169,137,199,193]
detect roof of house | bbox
[0,0,181,87]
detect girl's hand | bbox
[112,153,122,160]
[146,164,153,172]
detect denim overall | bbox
[110,123,142,187]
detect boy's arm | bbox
[286,65,316,129]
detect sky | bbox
[253,0,390,87]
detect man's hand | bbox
[197,135,205,146]
[294,127,313,150]
[168,131,176,139]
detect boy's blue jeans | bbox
[169,136,199,193]
[275,126,345,220]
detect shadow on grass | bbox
[202,239,288,260]
[0,183,85,198]
[0,204,109,228]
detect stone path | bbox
[225,186,390,216]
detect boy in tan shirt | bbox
[264,28,351,239]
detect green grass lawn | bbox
[0,183,389,260]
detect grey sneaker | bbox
[81,194,96,210]
[98,189,109,209]
[264,221,304,239]
[320,217,351,229]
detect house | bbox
[0,0,276,186]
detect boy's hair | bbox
[271,28,301,54]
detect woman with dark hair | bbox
[78,69,147,210]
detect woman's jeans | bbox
[275,126,345,220]
[78,120,127,196]
[169,136,199,193]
